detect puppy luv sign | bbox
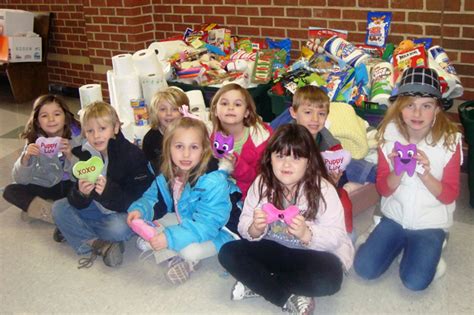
[72,156,104,183]
[321,149,351,173]
[35,136,62,158]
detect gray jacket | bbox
[12,135,83,187]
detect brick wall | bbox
[3,0,474,100]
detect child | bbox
[354,68,462,291]
[127,117,241,284]
[218,124,354,314]
[209,83,272,200]
[142,87,188,173]
[3,94,81,224]
[52,101,153,268]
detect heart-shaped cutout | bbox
[72,156,104,183]
[35,136,61,158]
[321,149,351,173]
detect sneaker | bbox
[53,228,66,243]
[231,281,260,301]
[283,294,315,315]
[165,259,200,285]
[136,237,152,252]
[433,257,447,280]
[77,240,123,269]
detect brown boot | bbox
[24,197,54,224]
[77,240,124,269]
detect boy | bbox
[52,102,154,268]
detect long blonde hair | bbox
[209,83,263,132]
[148,87,189,129]
[376,96,459,150]
[160,117,212,185]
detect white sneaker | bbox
[136,237,152,252]
[434,257,447,280]
[283,294,315,315]
[231,281,260,301]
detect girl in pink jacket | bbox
[218,124,354,315]
[210,83,272,200]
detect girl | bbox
[127,117,241,284]
[3,94,81,224]
[142,87,188,173]
[354,68,462,291]
[218,124,354,315]
[209,83,272,200]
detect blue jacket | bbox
[127,160,241,253]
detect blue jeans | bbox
[52,198,134,255]
[345,159,376,184]
[354,216,445,291]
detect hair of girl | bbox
[258,124,329,221]
[80,101,120,137]
[376,96,459,151]
[148,88,189,130]
[209,83,264,132]
[160,117,212,186]
[21,94,80,144]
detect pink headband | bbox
[179,105,201,121]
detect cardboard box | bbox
[0,9,34,36]
[0,36,42,63]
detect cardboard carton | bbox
[0,36,42,63]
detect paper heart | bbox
[35,136,62,158]
[72,156,104,183]
[262,203,299,225]
[321,149,352,173]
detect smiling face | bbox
[84,117,119,156]
[401,97,440,139]
[170,126,204,175]
[156,100,182,131]
[37,102,66,137]
[215,89,249,128]
[290,102,328,137]
[271,151,308,191]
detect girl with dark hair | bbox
[218,124,354,315]
[3,94,81,223]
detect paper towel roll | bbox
[121,120,134,143]
[148,40,188,61]
[370,93,391,107]
[112,54,135,76]
[133,125,151,148]
[113,73,142,123]
[428,46,463,99]
[79,84,103,109]
[324,36,369,67]
[140,72,168,107]
[160,60,173,81]
[132,49,162,76]
[370,62,394,104]
[107,70,118,112]
[186,90,206,113]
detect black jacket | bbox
[69,131,154,212]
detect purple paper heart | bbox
[35,136,61,158]
[321,149,352,173]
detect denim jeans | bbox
[345,159,376,184]
[354,216,446,291]
[52,198,134,255]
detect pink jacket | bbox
[238,175,355,271]
[233,123,272,200]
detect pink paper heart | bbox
[35,136,62,158]
[321,149,352,173]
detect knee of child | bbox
[353,254,381,280]
[51,198,69,220]
[400,269,431,291]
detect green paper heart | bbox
[72,156,104,183]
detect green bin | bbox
[267,90,292,116]
[458,101,474,208]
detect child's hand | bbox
[387,150,401,175]
[224,152,237,167]
[249,208,267,238]
[78,179,95,196]
[287,214,310,240]
[149,232,168,251]
[415,149,431,177]
[94,175,107,195]
[22,143,40,165]
[127,210,141,225]
[59,138,73,160]
[328,170,343,186]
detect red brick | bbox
[238,26,261,37]
[226,16,249,26]
[328,21,356,32]
[111,34,127,42]
[343,10,368,20]
[286,8,312,18]
[261,7,284,17]
[463,27,474,38]
[74,42,87,49]
[95,33,110,41]
[203,0,223,3]
[461,90,474,101]
[101,25,118,33]
[164,15,183,23]
[141,5,153,14]
[155,6,172,13]
[274,0,293,4]
[300,19,327,29]
[123,0,149,5]
[461,52,474,63]
[274,18,300,29]
[467,1,474,10]
[184,15,203,24]
[391,0,423,9]
[194,6,214,14]
[350,32,367,44]
[100,8,115,15]
[299,0,326,6]
[215,6,236,15]
[183,0,202,3]
[106,0,124,6]
[93,16,108,24]
[328,0,356,6]
[237,7,259,16]
[444,13,474,25]
[261,27,286,38]
[252,0,273,4]
[425,25,460,37]
[286,29,309,40]
[88,41,103,49]
[358,0,388,7]
[203,16,225,24]
[427,0,461,11]
[313,9,341,19]
[408,12,441,23]
[250,17,273,27]
[116,7,141,16]
[174,6,193,14]
[391,23,423,35]
[104,42,119,49]
[443,39,474,51]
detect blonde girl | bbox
[210,83,272,200]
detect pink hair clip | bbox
[179,105,202,121]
